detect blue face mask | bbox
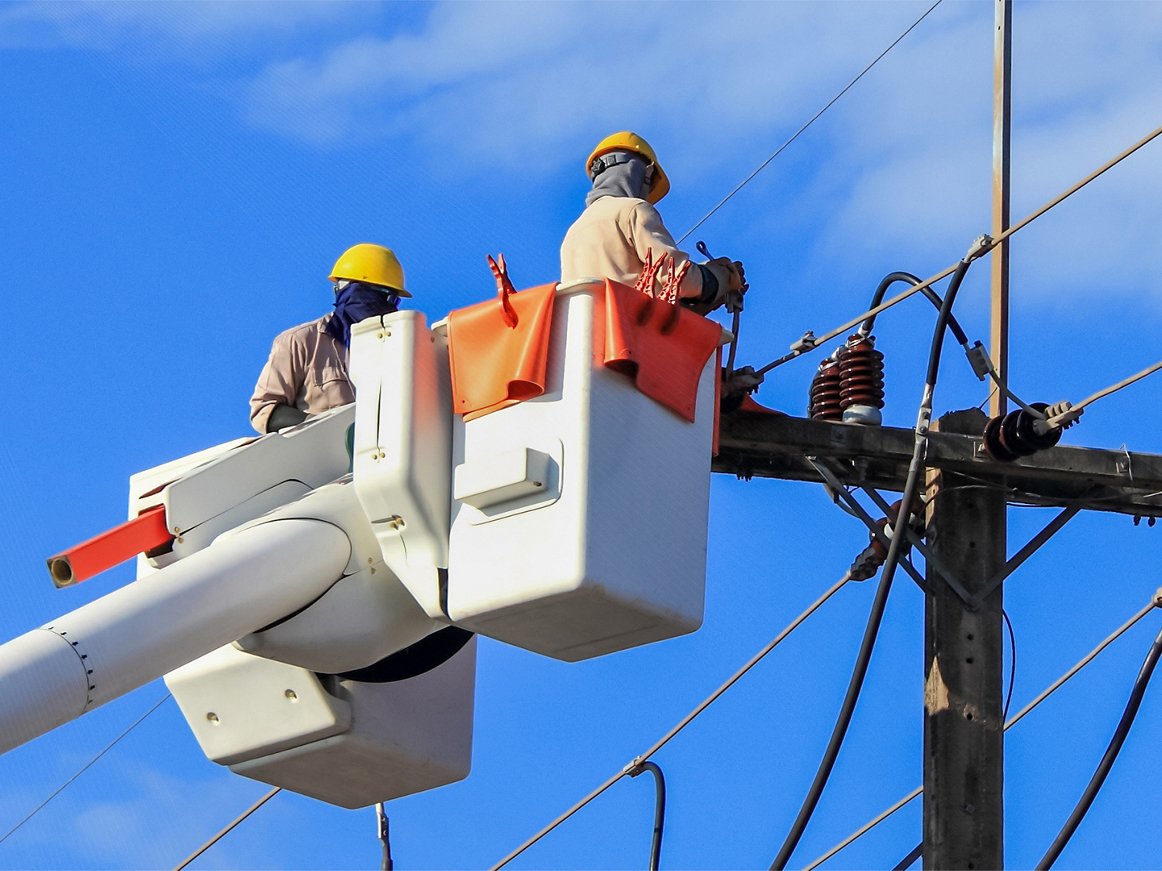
[324,282,402,347]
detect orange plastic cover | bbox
[446,282,557,421]
[602,279,723,423]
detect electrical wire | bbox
[1048,361,1162,428]
[1002,608,1017,721]
[493,572,852,869]
[1036,620,1162,869]
[857,270,1045,419]
[858,271,968,345]
[802,594,1161,869]
[755,123,1162,376]
[0,693,171,846]
[174,787,281,871]
[770,252,977,870]
[676,0,945,245]
[629,761,666,871]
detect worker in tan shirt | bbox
[249,243,410,434]
[560,131,746,314]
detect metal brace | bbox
[967,504,1081,608]
[856,484,978,607]
[807,457,933,596]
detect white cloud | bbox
[7,0,1161,308]
[239,1,940,157]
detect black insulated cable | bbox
[629,761,666,871]
[770,252,977,870]
[494,573,852,869]
[804,596,1161,870]
[859,271,970,346]
[1036,620,1162,870]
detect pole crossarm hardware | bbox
[715,412,1162,518]
[856,482,974,605]
[808,457,972,602]
[969,505,1082,608]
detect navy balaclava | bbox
[586,150,654,206]
[325,281,401,347]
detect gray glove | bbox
[723,365,763,395]
[692,257,748,315]
[719,366,764,414]
[268,404,308,433]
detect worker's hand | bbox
[718,365,764,414]
[723,365,764,395]
[268,404,309,433]
[709,257,747,294]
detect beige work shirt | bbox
[560,196,706,298]
[249,314,354,434]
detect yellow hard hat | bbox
[328,243,411,297]
[586,131,670,204]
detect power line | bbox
[627,761,666,871]
[1002,609,1017,721]
[1037,619,1162,869]
[770,247,979,870]
[174,787,281,871]
[0,693,170,846]
[676,0,945,245]
[802,593,1161,869]
[1049,361,1162,427]
[755,122,1162,376]
[493,572,852,869]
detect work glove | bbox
[700,257,747,313]
[268,404,309,433]
[719,365,764,414]
[724,365,763,394]
[710,257,747,294]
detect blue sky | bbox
[1,1,1162,868]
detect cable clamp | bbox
[623,756,646,777]
[965,234,993,261]
[790,331,817,353]
[965,341,992,381]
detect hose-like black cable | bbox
[631,761,666,871]
[859,271,970,346]
[770,256,975,870]
[1036,622,1162,869]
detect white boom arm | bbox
[0,517,351,755]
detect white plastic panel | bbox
[444,281,723,661]
[166,644,351,766]
[130,405,355,577]
[453,447,554,509]
[350,311,452,620]
[168,638,477,809]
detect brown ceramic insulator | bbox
[808,357,843,420]
[836,334,886,410]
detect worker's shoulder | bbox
[272,315,330,347]
[587,195,652,216]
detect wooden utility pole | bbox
[991,0,1012,421]
[922,409,1006,869]
[714,410,1162,865]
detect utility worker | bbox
[249,243,409,434]
[560,131,746,314]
